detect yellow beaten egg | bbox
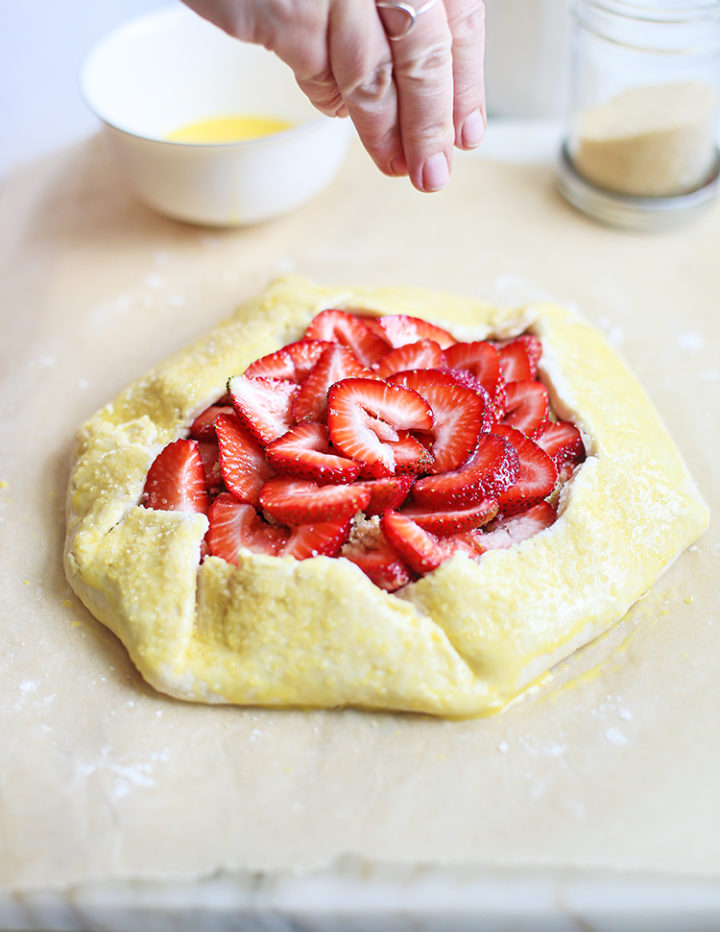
[166,114,293,143]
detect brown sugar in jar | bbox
[559,0,720,229]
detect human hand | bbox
[181,0,486,192]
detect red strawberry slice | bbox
[215,412,274,506]
[498,338,537,382]
[412,433,519,508]
[390,432,434,475]
[265,422,361,484]
[142,439,210,514]
[444,369,498,429]
[206,493,288,563]
[372,339,446,379]
[292,344,367,423]
[260,477,371,525]
[197,439,223,495]
[281,517,353,560]
[285,339,336,381]
[492,425,558,516]
[381,511,481,575]
[361,315,393,342]
[245,339,331,382]
[375,314,457,349]
[400,497,498,536]
[516,334,543,378]
[355,474,414,515]
[492,379,507,423]
[190,404,235,440]
[342,537,413,591]
[502,380,550,438]
[243,347,295,380]
[304,308,389,367]
[227,375,299,446]
[444,340,501,397]
[535,421,585,472]
[327,378,434,478]
[478,501,557,550]
[358,409,399,442]
[389,369,485,474]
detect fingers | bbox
[444,0,486,149]
[180,0,486,192]
[378,1,455,191]
[328,0,406,176]
[257,3,349,119]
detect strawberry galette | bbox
[64,277,708,716]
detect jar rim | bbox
[575,0,720,25]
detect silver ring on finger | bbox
[375,0,442,41]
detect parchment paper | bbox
[1,135,718,891]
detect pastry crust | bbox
[64,276,709,716]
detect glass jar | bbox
[484,0,571,117]
[558,0,720,229]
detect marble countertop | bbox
[4,862,720,932]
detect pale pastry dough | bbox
[63,276,709,716]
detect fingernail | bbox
[421,153,450,192]
[461,110,485,149]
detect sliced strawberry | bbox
[372,339,446,379]
[498,337,539,382]
[502,380,550,438]
[197,440,223,495]
[304,308,389,367]
[389,369,485,474]
[215,412,274,506]
[516,334,543,378]
[381,511,481,575]
[190,404,235,440]
[361,315,393,342]
[492,425,558,516]
[292,344,367,423]
[355,474,414,515]
[287,339,337,381]
[342,537,413,591]
[390,432,434,475]
[358,409,399,442]
[381,511,445,574]
[412,433,519,508]
[245,339,331,382]
[265,422,361,484]
[535,421,585,472]
[375,314,457,350]
[227,375,299,446]
[445,369,500,428]
[243,347,295,380]
[327,378,434,478]
[492,379,507,422]
[479,501,557,550]
[206,493,288,563]
[400,497,498,536]
[260,477,371,525]
[280,517,353,560]
[142,439,210,514]
[444,341,501,397]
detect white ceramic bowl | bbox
[80,6,353,226]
